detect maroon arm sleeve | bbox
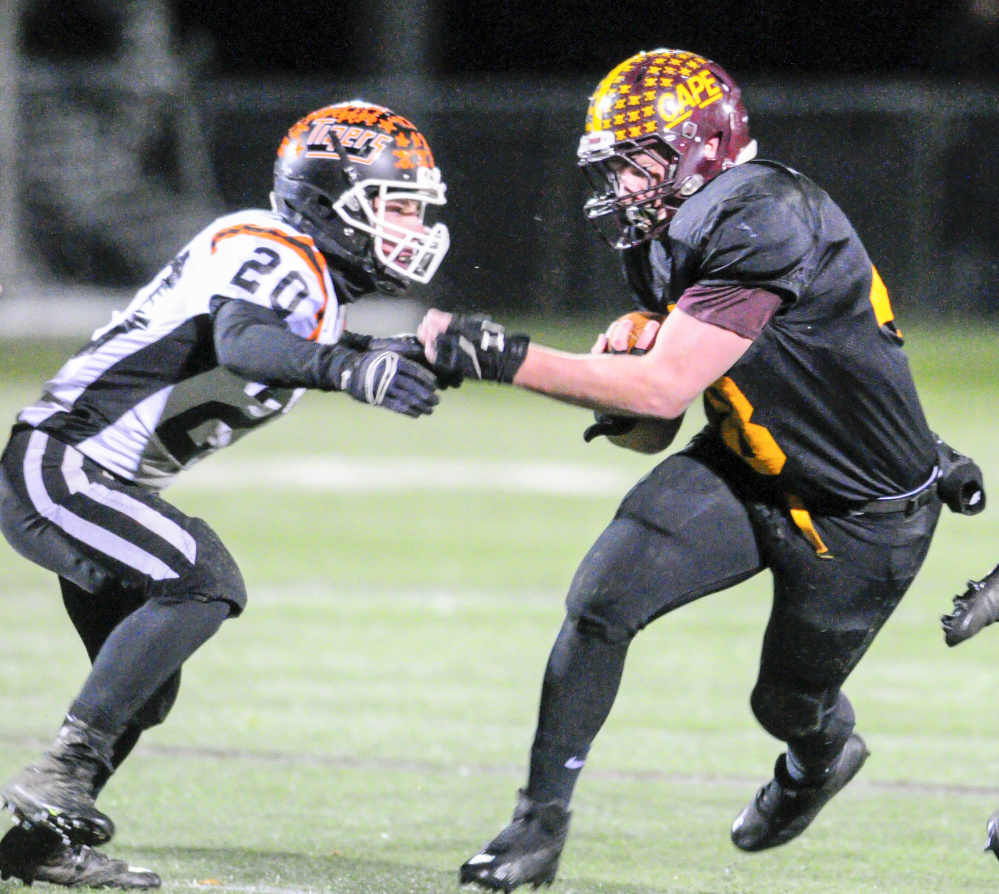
[674,283,783,339]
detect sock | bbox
[785,692,855,785]
[526,618,629,807]
[70,599,228,733]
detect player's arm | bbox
[211,298,439,418]
[418,307,753,420]
[518,309,752,417]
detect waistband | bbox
[845,467,941,516]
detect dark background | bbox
[24,0,999,79]
[11,0,999,317]
[169,0,994,78]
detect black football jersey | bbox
[634,160,936,505]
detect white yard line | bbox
[174,456,641,496]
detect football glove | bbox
[341,331,462,389]
[337,349,439,418]
[431,315,530,384]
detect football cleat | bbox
[985,811,999,863]
[0,823,160,889]
[1,718,116,847]
[941,565,999,647]
[731,733,869,852]
[460,791,570,892]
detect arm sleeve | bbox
[211,296,355,391]
[675,283,783,339]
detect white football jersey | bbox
[20,210,347,490]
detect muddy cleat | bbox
[0,823,160,889]
[731,733,869,852]
[942,565,999,647]
[985,812,999,863]
[460,791,570,892]
[1,717,116,847]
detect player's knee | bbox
[568,611,634,644]
[161,518,247,614]
[132,671,181,730]
[564,518,658,643]
[750,681,829,741]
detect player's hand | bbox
[418,310,530,384]
[346,331,462,390]
[339,350,439,418]
[417,309,454,363]
[590,315,662,355]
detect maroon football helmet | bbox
[578,49,757,248]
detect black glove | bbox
[934,434,986,515]
[342,331,462,389]
[583,413,638,443]
[432,315,530,384]
[336,349,439,418]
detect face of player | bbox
[614,152,667,199]
[376,197,427,238]
[372,195,428,263]
[614,137,721,199]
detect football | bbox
[605,310,666,354]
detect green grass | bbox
[1,323,998,893]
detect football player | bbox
[418,50,957,890]
[0,101,448,889]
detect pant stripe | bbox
[23,431,180,581]
[59,447,197,564]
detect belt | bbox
[845,467,940,517]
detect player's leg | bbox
[0,579,180,889]
[731,499,940,851]
[58,577,183,792]
[0,429,245,854]
[461,446,765,892]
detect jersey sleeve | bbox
[201,225,334,340]
[690,194,814,301]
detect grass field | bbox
[1,322,998,894]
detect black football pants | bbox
[0,428,245,778]
[526,434,940,805]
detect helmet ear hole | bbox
[314,195,335,219]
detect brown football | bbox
[606,310,666,353]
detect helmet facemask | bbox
[579,131,682,249]
[332,167,450,285]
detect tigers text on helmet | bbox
[578,49,757,249]
[272,102,450,293]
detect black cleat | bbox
[460,791,570,892]
[731,733,869,852]
[0,823,160,889]
[942,565,999,647]
[985,812,999,863]
[1,718,116,847]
